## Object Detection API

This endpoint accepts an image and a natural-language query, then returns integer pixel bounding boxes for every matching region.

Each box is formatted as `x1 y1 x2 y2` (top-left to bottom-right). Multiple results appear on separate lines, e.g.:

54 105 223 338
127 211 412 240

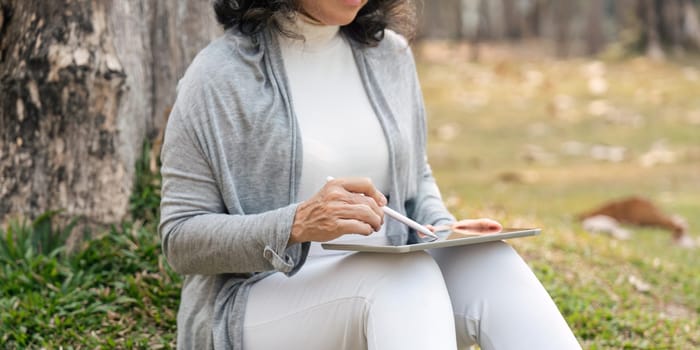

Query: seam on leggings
464 314 480 345
244 296 372 329
454 311 481 346
366 301 377 349
458 312 496 350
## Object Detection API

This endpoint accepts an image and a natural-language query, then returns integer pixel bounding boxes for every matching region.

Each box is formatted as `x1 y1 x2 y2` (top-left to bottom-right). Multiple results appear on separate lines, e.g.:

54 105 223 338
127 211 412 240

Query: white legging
243 242 581 350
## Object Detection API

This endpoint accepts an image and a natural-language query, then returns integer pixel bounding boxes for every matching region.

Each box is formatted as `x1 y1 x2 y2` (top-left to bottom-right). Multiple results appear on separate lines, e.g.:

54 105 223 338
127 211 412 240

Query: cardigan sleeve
404 40 456 228
158 101 309 276
411 157 456 228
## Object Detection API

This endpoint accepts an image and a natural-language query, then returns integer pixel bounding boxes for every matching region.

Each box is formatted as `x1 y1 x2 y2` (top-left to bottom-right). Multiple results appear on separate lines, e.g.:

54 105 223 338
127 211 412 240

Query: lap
242 241 570 350
243 251 454 350
245 241 527 328
245 251 441 322
429 240 534 288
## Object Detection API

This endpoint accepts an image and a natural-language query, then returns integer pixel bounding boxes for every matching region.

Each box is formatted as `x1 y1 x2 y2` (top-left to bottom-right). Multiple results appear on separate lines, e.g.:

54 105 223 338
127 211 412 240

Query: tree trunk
682 0 700 49
643 0 665 59
485 0 506 40
502 0 520 40
458 0 482 61
0 0 220 225
553 0 573 57
587 0 605 55
525 0 543 38
416 0 462 39
660 0 684 53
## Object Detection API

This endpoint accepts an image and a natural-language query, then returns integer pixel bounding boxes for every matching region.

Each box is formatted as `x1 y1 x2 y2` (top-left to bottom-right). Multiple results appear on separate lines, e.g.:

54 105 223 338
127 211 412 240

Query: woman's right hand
289 177 387 244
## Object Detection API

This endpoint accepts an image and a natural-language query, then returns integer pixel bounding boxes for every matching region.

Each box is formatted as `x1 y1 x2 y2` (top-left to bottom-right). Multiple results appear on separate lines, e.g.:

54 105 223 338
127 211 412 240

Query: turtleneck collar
276 12 342 51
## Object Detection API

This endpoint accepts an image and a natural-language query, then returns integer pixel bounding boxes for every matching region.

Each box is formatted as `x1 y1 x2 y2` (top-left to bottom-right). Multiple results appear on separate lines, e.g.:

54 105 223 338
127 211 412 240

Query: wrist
288 226 301 245
288 208 306 245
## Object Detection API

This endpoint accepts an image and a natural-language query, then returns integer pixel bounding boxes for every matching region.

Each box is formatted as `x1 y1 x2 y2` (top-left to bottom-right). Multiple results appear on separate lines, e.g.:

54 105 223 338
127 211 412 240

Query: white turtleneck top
278 16 391 200
277 16 391 255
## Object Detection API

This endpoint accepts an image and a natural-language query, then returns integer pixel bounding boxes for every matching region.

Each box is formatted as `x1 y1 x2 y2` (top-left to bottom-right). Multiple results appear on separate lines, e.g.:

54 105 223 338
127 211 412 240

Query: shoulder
178 31 261 91
355 29 417 83
378 29 410 51
353 29 419 90
360 29 413 62
174 31 265 116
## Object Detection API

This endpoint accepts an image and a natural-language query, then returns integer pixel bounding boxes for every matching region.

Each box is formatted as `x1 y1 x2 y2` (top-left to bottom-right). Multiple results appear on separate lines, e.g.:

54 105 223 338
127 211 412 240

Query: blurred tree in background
417 0 700 59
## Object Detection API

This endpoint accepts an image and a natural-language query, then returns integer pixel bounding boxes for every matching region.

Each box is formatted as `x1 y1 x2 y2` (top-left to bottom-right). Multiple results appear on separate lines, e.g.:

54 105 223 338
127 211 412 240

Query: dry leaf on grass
628 275 651 293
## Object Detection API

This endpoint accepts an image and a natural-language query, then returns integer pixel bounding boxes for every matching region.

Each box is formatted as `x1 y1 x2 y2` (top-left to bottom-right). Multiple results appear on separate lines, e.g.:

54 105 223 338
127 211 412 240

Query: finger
326 187 384 225
476 218 503 231
417 230 435 239
337 219 374 236
347 193 384 224
333 203 382 231
454 219 502 232
428 224 451 232
335 177 387 207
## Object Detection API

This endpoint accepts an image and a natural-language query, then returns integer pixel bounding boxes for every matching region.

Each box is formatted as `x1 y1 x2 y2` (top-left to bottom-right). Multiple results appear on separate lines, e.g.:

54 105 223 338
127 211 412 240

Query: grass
1 47 698 348
0 143 180 349
0 217 181 348
418 43 700 349
0 219 180 349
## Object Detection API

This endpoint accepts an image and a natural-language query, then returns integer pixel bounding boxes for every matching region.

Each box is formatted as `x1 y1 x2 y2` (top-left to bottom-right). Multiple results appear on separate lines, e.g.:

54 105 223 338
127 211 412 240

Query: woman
159 0 581 349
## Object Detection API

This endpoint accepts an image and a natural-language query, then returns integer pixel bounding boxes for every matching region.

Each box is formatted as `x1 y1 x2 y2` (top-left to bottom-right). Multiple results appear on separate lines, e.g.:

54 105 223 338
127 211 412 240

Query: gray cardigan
159 27 455 350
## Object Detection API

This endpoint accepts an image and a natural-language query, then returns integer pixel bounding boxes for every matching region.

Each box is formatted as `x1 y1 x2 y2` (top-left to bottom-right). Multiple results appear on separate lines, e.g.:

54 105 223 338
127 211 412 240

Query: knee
433 241 544 305
360 253 456 340
394 251 443 277
472 241 534 278
463 241 520 262
339 252 451 303
364 252 446 290
433 241 525 273
362 252 453 310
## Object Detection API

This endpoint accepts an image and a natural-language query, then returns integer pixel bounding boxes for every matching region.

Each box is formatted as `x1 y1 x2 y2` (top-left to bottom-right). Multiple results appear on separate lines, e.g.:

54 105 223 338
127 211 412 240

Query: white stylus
326 176 439 240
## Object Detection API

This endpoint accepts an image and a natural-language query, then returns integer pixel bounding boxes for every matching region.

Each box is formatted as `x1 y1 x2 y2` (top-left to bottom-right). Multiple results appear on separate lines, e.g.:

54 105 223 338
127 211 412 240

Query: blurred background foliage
416 0 700 59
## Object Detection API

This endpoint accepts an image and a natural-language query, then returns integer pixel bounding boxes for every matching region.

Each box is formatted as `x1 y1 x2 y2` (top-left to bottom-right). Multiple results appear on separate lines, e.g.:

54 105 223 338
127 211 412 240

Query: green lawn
1 48 698 349
419 45 700 349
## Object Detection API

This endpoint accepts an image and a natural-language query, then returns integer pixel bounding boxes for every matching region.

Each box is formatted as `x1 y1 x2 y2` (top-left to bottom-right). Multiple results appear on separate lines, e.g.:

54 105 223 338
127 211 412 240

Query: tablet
321 228 540 253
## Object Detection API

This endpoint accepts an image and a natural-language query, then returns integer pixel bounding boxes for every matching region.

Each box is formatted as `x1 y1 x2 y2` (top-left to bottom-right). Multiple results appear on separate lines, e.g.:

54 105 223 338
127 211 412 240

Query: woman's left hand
426 218 503 235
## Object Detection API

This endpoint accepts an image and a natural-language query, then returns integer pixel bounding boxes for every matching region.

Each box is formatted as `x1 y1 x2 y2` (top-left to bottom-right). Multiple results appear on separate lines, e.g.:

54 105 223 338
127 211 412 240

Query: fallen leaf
628 275 651 293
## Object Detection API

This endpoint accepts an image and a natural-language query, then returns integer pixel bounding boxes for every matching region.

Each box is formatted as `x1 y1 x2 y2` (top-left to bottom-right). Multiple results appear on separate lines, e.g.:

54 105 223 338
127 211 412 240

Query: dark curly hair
213 0 415 46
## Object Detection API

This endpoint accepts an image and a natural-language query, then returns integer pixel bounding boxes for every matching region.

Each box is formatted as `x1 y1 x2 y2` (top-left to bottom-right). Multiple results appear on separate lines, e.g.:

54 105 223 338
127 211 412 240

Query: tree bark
0 0 220 225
